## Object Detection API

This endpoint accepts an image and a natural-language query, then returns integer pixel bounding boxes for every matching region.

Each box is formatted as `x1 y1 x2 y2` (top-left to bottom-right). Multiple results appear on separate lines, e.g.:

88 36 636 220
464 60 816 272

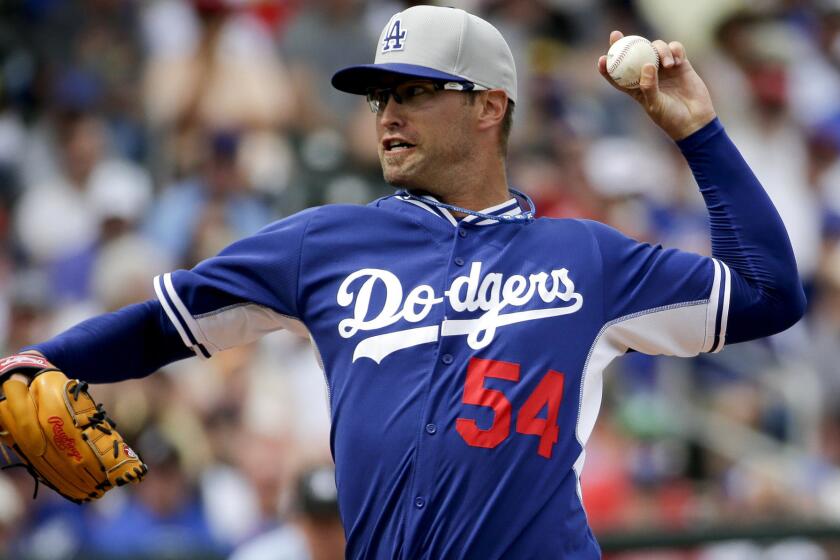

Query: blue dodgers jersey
154 193 730 559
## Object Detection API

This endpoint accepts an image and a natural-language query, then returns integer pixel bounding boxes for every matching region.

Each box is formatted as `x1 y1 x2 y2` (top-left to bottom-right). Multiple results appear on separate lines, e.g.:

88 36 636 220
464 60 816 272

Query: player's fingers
609 30 624 46
668 41 687 65
651 39 674 68
638 63 659 108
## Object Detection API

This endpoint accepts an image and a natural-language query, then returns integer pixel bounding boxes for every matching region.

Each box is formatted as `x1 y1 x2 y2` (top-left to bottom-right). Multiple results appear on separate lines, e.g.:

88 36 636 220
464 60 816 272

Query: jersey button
454 257 465 266
415 497 425 509
441 354 453 365
425 423 437 435
458 229 467 238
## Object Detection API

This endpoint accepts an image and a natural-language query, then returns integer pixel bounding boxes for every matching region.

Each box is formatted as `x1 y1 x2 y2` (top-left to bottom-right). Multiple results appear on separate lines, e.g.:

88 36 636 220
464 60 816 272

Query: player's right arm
14 207 318 383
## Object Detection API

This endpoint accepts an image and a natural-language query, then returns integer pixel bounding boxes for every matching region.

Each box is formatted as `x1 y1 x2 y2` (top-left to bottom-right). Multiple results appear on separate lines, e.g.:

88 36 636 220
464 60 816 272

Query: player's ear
476 90 507 132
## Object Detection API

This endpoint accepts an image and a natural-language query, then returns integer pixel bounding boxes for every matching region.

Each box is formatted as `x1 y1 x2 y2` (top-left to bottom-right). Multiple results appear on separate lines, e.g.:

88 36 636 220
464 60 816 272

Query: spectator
79 426 227 559
13 111 153 304
143 130 274 267
230 464 344 560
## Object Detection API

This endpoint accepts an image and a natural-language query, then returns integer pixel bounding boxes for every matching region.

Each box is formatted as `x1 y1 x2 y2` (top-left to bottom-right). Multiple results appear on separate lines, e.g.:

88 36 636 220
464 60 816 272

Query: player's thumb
638 63 659 110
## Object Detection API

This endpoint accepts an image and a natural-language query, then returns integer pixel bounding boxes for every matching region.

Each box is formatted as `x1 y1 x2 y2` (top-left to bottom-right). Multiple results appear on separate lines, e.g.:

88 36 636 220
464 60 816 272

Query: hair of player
464 91 515 157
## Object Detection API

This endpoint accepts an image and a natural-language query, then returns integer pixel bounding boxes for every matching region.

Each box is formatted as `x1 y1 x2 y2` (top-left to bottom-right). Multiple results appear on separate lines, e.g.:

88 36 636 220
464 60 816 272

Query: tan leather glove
0 354 148 503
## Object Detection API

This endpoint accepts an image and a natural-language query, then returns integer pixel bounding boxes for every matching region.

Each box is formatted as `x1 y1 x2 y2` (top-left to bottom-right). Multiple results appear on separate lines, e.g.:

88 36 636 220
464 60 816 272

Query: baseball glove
0 354 148 504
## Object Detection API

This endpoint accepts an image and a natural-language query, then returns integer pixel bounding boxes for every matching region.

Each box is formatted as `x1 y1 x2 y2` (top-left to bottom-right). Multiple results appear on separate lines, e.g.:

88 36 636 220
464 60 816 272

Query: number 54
456 357 565 459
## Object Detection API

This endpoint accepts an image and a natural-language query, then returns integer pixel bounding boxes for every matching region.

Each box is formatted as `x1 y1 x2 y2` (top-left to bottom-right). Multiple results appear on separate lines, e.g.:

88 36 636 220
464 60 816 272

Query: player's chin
382 166 413 187
381 157 418 186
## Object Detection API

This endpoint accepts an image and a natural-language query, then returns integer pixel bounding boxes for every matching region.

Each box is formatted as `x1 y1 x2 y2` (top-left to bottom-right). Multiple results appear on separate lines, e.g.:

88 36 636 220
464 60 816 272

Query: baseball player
0 5 805 559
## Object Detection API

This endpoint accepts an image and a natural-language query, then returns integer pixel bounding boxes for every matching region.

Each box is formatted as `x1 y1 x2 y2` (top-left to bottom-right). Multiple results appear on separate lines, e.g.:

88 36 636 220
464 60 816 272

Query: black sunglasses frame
365 80 482 113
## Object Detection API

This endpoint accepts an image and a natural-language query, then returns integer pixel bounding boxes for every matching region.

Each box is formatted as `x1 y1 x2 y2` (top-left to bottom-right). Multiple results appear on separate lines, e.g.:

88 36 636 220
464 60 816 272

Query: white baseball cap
331 5 517 104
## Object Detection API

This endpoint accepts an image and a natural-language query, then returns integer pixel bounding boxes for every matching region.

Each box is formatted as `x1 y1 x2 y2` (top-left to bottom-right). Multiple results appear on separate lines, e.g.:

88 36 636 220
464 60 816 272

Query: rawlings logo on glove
48 417 84 462
0 354 148 503
0 354 51 373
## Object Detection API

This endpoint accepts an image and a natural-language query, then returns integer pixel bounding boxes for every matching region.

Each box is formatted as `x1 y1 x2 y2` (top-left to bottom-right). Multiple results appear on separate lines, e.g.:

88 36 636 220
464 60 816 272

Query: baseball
606 35 660 89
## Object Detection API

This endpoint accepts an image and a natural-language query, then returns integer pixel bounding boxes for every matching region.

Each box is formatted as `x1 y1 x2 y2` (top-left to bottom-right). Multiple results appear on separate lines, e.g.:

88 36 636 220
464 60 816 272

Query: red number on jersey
455 357 520 449
456 358 566 459
515 370 565 459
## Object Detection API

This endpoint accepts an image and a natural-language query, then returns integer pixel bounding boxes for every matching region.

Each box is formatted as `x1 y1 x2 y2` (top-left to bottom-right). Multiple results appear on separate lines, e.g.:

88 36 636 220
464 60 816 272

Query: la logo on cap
382 17 406 52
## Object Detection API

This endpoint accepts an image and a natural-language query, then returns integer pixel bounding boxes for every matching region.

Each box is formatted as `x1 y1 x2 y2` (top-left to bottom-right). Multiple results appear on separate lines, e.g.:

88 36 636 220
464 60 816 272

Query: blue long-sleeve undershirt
30 119 805 382
676 118 806 343
27 300 193 383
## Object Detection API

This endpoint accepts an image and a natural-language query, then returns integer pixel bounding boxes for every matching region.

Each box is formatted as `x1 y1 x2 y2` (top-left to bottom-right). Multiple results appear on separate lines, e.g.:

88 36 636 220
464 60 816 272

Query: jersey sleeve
580 119 805 357
583 220 730 357
154 208 316 358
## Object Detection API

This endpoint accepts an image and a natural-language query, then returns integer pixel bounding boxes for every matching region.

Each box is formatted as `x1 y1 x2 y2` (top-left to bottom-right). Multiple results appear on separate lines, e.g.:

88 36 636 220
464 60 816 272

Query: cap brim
331 63 469 95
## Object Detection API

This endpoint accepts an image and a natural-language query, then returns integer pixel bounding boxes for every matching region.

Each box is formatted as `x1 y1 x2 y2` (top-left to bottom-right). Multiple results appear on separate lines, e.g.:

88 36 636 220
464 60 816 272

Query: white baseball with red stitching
606 35 659 89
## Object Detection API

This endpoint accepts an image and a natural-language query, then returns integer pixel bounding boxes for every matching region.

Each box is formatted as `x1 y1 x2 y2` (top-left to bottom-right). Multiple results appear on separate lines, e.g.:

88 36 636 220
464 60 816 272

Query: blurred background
0 0 838 558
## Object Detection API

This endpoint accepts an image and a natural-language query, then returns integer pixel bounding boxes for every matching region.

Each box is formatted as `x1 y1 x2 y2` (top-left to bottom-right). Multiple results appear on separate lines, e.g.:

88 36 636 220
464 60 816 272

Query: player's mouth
382 137 417 153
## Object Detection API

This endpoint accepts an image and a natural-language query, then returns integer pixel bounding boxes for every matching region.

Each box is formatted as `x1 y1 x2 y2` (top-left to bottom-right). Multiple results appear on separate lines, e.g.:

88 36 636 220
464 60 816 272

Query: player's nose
377 96 407 129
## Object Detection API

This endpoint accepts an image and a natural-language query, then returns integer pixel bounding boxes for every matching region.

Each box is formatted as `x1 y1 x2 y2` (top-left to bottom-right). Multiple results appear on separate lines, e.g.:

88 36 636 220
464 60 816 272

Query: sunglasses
366 80 488 113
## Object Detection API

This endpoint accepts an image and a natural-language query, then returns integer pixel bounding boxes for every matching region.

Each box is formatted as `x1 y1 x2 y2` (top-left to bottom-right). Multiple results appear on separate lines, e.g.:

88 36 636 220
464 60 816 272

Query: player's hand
0 354 148 503
598 31 717 141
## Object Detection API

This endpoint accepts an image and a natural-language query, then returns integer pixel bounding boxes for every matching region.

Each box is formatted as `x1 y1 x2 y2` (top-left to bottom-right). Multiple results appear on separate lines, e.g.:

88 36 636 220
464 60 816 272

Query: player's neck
434 160 511 216
440 190 511 217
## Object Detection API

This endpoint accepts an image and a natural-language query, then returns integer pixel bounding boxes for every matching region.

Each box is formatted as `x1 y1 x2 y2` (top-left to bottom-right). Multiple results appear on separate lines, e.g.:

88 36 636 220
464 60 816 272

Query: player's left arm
597 32 806 344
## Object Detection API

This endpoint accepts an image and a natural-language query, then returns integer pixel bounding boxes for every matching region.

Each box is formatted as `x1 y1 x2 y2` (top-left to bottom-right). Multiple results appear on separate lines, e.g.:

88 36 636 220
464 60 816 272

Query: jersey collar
396 191 529 227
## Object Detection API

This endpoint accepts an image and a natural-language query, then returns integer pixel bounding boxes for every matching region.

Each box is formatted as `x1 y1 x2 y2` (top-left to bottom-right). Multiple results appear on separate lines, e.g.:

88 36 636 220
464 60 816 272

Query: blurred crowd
0 0 839 558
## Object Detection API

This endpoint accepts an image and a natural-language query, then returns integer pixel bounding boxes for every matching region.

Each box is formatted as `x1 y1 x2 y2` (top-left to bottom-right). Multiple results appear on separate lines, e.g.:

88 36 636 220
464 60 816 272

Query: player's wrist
675 116 724 152
666 112 718 141
0 353 55 384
